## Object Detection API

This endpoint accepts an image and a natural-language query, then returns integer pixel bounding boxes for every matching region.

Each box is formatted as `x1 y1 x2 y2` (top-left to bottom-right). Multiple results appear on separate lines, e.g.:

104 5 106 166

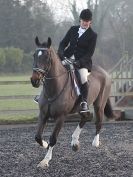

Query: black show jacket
58 25 97 71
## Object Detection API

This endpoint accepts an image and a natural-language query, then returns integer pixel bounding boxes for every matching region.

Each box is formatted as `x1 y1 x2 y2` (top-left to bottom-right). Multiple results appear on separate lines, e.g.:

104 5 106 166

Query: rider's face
80 19 91 29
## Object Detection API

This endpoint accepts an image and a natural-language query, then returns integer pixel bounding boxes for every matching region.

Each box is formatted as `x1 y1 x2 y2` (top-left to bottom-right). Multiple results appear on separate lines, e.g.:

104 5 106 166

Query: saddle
63 59 82 96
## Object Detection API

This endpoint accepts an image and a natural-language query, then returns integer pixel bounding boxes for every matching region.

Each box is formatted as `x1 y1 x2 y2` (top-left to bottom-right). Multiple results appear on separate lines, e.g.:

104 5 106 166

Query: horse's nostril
31 78 35 85
31 78 40 88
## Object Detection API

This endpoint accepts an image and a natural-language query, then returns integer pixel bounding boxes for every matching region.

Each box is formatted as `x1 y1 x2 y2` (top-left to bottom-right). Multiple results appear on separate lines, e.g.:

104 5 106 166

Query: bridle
32 47 75 103
33 47 52 76
32 47 72 81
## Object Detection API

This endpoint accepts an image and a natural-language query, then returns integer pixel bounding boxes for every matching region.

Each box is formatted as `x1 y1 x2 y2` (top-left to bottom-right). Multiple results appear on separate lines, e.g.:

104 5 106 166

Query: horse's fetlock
49 136 56 147
35 135 43 146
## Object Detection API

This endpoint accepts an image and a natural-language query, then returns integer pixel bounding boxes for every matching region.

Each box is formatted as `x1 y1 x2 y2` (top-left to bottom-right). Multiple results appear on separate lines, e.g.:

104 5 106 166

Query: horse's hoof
72 144 80 152
37 159 49 169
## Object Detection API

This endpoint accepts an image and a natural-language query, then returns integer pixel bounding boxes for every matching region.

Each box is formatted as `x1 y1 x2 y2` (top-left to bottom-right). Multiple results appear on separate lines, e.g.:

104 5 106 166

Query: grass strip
0 113 38 124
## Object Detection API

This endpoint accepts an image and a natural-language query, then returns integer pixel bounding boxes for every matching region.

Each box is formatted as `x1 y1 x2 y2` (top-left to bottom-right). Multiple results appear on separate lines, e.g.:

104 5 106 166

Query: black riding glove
62 57 72 65
73 60 81 68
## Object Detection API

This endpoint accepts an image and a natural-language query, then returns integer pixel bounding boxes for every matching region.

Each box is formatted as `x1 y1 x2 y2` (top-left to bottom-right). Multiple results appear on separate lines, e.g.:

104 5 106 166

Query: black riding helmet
79 9 92 21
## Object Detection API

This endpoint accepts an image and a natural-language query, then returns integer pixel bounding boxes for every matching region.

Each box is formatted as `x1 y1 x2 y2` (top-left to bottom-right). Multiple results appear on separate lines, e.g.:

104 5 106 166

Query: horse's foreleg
37 116 65 168
35 112 49 148
92 106 104 147
71 115 87 151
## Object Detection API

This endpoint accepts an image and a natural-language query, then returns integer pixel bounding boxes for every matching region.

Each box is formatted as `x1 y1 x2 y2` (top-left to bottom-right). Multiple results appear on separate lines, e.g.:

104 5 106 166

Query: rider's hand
62 57 71 65
61 57 67 65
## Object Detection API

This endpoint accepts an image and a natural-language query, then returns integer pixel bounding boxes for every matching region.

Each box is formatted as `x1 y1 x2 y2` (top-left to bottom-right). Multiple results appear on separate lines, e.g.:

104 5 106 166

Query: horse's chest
49 97 75 117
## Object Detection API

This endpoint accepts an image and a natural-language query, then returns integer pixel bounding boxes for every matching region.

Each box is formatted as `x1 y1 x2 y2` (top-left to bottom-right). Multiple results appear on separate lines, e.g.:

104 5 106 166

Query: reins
33 47 75 103
44 71 70 103
43 69 72 80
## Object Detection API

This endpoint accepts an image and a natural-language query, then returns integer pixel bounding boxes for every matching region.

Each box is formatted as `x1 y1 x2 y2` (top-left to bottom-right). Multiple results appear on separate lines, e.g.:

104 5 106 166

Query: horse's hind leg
92 101 104 147
71 114 87 151
35 111 49 148
37 115 65 168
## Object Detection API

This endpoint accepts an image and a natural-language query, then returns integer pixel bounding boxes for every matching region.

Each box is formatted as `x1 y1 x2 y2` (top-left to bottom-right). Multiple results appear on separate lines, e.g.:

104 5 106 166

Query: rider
58 9 97 113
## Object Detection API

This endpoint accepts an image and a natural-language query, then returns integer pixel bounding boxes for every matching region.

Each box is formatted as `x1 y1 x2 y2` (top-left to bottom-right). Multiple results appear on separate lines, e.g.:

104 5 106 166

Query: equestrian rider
58 9 97 113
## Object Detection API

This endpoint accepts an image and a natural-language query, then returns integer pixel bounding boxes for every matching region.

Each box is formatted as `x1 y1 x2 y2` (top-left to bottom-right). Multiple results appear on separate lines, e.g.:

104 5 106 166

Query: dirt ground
0 122 133 177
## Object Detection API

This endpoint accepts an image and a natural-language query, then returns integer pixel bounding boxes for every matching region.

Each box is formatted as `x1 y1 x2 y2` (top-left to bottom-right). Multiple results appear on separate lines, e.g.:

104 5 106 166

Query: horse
30 36 114 168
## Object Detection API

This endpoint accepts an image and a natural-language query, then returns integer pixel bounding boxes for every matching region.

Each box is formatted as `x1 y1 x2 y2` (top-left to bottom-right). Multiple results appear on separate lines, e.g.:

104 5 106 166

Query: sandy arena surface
0 122 133 177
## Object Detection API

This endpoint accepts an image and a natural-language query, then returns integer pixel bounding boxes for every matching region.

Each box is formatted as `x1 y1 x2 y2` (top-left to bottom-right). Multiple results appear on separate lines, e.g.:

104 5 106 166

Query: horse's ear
47 37 52 48
35 36 40 46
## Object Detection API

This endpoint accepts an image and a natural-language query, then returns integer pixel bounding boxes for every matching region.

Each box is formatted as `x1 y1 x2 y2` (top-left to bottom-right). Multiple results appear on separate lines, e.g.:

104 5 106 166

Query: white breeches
78 68 90 84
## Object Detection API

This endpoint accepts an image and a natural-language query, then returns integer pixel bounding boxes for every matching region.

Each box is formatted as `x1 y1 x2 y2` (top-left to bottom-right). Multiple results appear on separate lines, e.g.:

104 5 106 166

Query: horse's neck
44 48 68 97
49 47 66 77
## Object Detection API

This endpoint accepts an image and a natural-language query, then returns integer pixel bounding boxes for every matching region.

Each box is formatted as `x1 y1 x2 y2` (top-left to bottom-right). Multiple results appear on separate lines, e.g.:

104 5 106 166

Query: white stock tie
78 27 86 38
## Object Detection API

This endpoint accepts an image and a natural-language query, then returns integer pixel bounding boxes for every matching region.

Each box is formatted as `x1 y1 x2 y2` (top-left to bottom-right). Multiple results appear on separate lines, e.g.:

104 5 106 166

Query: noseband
33 48 51 75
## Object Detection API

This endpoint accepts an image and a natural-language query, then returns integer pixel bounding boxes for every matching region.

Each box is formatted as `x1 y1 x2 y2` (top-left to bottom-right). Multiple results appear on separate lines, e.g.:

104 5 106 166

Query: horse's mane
50 47 60 62
50 47 66 71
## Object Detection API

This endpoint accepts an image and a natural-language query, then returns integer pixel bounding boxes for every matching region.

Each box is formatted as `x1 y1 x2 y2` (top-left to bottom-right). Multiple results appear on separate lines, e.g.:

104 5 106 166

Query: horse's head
31 36 52 88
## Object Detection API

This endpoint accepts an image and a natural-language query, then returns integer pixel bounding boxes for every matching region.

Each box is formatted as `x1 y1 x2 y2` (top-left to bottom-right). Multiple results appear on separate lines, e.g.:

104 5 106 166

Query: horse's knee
95 106 104 121
35 135 43 146
96 106 104 114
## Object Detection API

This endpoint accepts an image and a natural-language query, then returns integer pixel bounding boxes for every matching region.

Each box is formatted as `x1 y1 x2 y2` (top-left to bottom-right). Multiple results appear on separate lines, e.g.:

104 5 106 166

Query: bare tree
108 0 133 56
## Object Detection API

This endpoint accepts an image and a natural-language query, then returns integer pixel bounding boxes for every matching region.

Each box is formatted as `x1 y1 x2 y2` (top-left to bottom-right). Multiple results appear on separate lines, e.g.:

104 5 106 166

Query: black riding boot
80 82 89 113
34 95 40 103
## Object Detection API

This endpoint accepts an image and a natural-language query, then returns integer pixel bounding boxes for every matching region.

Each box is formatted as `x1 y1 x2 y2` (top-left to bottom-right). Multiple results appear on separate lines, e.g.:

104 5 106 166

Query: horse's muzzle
30 77 40 88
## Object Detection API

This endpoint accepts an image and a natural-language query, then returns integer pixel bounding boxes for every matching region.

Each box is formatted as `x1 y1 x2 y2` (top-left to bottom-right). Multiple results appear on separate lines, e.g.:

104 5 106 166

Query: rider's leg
78 68 90 113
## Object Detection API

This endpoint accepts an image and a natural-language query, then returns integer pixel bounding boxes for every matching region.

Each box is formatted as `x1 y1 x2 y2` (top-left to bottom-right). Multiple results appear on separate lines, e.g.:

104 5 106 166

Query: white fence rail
109 52 133 106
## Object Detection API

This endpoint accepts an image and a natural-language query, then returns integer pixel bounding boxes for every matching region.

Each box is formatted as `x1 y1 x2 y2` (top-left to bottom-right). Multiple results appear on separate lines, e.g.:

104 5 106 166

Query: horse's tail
104 98 114 119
